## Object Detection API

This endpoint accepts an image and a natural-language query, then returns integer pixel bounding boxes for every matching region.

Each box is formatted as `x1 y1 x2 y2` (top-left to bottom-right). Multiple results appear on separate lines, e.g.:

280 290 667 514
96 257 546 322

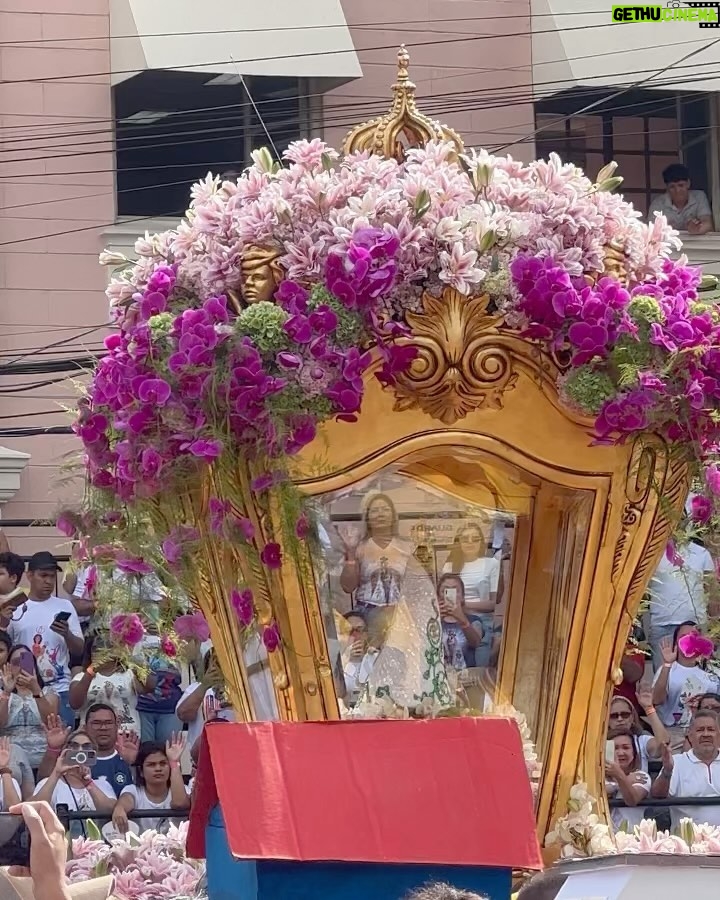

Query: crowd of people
606 499 720 829
0 543 234 838
0 481 716 843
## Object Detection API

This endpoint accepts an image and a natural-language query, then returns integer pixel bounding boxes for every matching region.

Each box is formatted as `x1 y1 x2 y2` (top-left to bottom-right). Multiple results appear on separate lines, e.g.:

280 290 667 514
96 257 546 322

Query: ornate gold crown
343 45 464 161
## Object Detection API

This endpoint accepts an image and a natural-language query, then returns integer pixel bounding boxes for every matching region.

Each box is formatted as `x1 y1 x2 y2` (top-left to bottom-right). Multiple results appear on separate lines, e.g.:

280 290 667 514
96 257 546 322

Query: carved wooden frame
267 287 688 842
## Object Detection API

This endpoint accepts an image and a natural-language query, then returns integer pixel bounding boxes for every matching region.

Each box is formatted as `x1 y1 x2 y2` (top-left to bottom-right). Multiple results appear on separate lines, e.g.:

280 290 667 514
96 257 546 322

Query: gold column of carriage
197 49 689 845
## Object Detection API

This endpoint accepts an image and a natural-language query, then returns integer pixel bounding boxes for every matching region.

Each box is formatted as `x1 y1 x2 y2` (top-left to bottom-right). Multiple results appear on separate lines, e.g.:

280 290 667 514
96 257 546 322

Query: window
534 90 710 217
114 71 308 218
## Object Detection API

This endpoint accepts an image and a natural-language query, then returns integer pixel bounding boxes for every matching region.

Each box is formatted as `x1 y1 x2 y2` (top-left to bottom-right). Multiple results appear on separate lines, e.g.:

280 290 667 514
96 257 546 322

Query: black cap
27 551 61 572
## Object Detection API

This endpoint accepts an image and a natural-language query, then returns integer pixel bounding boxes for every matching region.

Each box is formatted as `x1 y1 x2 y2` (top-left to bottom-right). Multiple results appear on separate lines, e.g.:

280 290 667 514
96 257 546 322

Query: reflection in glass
311 463 515 717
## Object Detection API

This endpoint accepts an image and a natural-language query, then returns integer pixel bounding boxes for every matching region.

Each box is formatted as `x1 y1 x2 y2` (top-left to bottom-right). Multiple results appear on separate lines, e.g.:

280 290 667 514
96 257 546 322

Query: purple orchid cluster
77 226 409 654
80 228 402 506
511 252 720 524
510 255 633 365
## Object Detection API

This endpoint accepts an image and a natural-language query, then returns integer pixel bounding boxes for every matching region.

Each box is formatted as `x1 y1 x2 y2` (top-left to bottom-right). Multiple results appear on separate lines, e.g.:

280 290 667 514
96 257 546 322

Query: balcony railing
675 233 720 277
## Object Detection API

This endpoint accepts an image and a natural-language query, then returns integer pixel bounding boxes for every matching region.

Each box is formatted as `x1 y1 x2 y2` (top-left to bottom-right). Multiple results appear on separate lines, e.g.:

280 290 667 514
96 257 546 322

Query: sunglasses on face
609 711 632 720
68 742 93 750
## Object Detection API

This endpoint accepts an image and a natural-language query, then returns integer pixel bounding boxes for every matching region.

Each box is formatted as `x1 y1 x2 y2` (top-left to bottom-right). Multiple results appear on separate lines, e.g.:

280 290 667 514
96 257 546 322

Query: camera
62 748 97 767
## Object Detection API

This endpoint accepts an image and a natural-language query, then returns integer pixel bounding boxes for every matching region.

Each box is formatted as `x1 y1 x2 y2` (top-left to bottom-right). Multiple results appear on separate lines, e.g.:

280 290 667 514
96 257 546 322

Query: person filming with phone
6 553 83 728
32 730 115 834
0 645 58 769
437 574 482 673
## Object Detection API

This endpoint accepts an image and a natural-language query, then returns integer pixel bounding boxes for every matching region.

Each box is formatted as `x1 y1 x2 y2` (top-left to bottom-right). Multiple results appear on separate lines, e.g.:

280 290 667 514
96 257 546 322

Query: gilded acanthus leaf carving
391 287 518 425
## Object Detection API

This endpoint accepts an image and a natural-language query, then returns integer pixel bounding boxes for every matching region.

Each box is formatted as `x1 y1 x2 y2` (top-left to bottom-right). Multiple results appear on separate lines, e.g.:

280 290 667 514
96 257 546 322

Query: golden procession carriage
82 47 705 854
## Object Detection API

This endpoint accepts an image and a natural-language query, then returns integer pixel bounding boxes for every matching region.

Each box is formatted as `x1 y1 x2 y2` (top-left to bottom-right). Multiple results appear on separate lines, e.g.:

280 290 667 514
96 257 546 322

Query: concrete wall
0 0 115 556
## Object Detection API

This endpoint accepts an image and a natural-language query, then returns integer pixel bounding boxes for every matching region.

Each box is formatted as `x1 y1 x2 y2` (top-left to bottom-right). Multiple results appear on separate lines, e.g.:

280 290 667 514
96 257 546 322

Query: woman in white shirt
606 694 669 773
442 522 501 667
33 730 116 836
111 733 190 834
339 494 413 618
176 651 234 752
652 621 720 749
68 632 151 733
605 731 651 831
0 644 59 768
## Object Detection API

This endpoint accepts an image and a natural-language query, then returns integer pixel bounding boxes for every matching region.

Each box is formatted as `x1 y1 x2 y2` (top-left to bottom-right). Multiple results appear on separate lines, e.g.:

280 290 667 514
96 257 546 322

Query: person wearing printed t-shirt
176 650 234 753
647 515 715 669
6 553 83 728
136 634 183 744
652 622 720 750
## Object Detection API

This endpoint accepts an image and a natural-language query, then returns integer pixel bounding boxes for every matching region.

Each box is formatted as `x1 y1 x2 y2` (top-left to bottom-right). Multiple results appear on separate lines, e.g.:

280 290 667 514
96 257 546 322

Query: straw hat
0 871 115 900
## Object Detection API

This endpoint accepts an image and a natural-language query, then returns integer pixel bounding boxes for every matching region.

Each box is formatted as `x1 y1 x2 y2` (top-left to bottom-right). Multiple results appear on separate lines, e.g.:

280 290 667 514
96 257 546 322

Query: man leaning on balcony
649 163 714 234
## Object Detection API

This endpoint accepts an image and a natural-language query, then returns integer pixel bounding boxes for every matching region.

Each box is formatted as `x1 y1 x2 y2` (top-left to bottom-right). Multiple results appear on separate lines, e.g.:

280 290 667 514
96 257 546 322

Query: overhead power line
0 9 615 50
0 20 675 87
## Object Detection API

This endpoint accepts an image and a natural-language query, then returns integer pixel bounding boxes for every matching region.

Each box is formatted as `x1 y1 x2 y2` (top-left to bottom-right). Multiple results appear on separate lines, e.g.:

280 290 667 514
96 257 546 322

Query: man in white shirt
652 710 720 827
648 163 713 234
8 551 84 727
647 539 715 668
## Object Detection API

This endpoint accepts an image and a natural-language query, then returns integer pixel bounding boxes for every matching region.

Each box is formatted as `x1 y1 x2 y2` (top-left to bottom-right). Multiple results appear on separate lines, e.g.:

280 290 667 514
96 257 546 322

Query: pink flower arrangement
74 137 713 664
66 821 204 900
109 613 145 648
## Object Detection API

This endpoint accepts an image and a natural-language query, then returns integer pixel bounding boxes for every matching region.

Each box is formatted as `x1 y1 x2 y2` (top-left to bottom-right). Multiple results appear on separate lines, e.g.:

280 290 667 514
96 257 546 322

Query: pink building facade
0 0 714 560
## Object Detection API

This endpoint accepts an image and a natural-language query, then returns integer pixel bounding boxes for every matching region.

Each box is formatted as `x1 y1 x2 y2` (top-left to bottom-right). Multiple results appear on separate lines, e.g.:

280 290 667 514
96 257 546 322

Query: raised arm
652 638 676 706
636 687 670 755
166 733 191 810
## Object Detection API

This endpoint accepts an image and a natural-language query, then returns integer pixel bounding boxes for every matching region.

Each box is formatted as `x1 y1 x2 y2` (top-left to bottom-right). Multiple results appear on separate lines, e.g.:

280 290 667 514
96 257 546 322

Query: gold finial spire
342 45 464 161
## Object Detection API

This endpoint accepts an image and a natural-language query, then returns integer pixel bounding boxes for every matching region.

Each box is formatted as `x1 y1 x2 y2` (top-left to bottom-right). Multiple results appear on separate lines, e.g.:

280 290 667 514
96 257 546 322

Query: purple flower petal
260 542 282 569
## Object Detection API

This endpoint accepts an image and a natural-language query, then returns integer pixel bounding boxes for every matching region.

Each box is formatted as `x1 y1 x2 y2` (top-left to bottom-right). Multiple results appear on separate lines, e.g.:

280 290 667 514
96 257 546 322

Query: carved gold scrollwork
390 288 518 424
611 439 659 581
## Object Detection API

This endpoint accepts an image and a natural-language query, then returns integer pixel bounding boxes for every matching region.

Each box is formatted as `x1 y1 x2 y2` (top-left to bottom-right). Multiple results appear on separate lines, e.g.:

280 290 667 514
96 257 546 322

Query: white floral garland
546 782 720 857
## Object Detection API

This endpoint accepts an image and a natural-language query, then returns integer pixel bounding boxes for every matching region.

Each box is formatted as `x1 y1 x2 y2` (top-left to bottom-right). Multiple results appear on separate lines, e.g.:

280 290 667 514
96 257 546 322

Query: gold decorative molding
342 45 464 160
390 288 518 424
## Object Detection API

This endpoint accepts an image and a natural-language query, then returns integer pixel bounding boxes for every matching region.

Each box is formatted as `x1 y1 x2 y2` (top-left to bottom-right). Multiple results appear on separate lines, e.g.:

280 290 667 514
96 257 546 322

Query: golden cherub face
603 246 628 285
240 247 282 304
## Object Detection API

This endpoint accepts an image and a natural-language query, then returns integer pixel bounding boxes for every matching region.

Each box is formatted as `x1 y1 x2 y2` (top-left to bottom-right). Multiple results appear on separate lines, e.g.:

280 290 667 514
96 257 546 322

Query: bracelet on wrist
0 768 13 777
644 705 656 715
169 761 180 769
663 663 673 669
48 747 62 755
